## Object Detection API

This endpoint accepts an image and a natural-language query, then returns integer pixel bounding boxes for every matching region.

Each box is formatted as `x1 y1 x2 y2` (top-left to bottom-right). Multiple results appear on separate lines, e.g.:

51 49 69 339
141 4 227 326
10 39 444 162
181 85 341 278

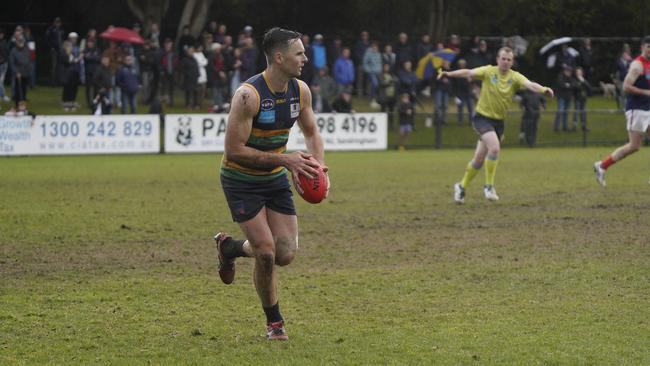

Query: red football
297 165 329 204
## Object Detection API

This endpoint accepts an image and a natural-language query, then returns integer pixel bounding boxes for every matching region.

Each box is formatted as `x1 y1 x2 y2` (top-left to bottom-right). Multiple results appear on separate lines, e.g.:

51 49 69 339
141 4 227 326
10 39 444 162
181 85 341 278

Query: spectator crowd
0 16 626 142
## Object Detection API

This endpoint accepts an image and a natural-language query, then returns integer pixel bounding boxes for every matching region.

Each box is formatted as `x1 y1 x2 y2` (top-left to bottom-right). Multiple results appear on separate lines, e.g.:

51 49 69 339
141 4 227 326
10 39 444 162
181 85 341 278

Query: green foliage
1 149 649 364
446 0 649 37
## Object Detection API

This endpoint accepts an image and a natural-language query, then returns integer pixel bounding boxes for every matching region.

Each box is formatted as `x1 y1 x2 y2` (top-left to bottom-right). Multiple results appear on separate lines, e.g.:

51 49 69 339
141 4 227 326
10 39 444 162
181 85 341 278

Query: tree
125 0 213 40
427 0 451 43
175 0 215 43
126 0 171 33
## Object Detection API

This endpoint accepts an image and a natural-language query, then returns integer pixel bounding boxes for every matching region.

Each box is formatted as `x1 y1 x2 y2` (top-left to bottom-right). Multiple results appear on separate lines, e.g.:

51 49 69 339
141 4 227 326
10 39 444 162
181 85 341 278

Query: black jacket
0 39 8 64
10 46 32 77
573 78 592 101
180 56 199 90
555 73 574 100
93 65 113 90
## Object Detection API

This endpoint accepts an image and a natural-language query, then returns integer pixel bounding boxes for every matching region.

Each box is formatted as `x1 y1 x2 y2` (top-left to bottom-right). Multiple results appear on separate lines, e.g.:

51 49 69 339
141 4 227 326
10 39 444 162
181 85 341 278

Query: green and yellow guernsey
221 71 303 182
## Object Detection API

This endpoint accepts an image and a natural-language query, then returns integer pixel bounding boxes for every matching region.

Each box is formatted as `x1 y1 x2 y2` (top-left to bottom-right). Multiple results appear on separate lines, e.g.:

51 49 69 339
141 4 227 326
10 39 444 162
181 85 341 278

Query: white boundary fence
0 112 388 156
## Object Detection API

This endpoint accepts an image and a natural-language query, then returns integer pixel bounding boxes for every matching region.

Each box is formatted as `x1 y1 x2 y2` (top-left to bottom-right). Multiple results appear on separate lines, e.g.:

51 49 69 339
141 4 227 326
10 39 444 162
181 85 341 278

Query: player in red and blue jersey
595 36 650 186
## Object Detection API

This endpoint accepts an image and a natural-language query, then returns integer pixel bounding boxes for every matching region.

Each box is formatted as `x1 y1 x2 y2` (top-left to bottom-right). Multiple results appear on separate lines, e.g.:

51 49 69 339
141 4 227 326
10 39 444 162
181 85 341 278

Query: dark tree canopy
2 0 648 83
3 0 649 41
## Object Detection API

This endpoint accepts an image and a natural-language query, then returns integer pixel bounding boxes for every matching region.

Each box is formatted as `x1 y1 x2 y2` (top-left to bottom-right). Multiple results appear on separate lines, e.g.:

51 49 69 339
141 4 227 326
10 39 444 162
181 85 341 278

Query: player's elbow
622 84 634 94
301 125 317 139
302 128 322 146
224 145 245 162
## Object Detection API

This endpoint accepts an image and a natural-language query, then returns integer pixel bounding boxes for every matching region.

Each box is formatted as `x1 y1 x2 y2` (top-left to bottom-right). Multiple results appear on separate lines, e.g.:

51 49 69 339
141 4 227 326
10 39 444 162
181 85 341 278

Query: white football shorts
625 109 650 133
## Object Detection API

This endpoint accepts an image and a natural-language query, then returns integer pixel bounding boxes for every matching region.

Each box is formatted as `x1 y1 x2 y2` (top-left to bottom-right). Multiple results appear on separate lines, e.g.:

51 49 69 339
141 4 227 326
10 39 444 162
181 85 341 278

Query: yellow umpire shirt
473 65 529 121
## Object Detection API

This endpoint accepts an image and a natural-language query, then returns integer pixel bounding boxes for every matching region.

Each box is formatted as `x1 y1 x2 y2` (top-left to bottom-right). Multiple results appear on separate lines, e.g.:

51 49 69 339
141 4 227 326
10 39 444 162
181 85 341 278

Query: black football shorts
472 113 505 141
220 173 296 223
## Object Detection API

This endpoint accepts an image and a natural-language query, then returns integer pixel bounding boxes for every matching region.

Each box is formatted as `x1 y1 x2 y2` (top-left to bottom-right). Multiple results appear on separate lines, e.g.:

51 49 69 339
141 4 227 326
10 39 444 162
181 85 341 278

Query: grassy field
1 148 649 365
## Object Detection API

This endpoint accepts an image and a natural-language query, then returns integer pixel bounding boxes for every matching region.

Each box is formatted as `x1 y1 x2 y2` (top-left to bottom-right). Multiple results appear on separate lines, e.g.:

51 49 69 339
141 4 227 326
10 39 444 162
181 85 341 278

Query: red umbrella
99 27 144 45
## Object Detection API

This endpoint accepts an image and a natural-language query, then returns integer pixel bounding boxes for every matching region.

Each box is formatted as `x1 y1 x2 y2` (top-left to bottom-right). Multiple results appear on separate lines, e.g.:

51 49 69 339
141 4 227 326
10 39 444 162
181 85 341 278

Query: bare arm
438 68 475 80
623 60 650 97
224 84 320 178
224 85 281 168
523 80 555 98
296 80 329 195
297 80 326 170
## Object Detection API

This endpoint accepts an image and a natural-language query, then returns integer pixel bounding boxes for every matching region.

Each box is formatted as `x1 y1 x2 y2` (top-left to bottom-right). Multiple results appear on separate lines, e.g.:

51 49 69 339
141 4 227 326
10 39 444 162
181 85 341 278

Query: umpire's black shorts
472 113 505 141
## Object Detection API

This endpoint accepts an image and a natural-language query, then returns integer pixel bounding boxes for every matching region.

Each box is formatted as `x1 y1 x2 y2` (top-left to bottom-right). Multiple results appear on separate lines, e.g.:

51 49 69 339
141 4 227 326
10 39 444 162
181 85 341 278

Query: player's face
281 39 308 78
496 51 513 72
641 43 650 59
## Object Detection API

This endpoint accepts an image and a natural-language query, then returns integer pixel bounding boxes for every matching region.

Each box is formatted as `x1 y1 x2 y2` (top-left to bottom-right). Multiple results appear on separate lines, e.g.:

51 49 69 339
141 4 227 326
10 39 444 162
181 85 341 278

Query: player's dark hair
642 36 650 45
262 27 302 59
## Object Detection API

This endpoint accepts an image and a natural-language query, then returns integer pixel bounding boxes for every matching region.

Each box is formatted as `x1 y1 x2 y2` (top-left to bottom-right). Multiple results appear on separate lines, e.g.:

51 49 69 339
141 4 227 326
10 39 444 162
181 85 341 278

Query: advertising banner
164 114 228 153
164 113 387 153
0 115 160 156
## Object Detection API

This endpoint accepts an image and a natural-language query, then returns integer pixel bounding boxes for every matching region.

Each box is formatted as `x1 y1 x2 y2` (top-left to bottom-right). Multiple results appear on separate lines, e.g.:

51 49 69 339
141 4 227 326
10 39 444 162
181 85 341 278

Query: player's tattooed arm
241 90 249 106
224 85 287 170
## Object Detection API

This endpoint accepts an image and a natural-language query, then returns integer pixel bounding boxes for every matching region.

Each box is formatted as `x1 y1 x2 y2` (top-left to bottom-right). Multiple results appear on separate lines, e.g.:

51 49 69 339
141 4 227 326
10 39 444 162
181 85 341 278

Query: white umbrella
546 54 557 69
508 35 529 56
545 46 581 69
566 47 580 57
539 37 572 55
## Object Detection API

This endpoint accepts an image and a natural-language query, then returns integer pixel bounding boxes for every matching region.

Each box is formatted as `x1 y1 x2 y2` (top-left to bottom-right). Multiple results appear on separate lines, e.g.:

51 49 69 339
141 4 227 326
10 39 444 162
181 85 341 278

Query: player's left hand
291 173 304 195
544 87 555 98
324 171 330 199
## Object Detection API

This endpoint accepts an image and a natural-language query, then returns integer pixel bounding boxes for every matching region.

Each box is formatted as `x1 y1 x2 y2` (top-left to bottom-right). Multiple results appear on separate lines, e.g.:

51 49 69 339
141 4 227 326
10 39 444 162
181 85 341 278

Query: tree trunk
175 0 214 44
430 0 449 44
126 0 170 34
190 0 213 38
427 1 435 40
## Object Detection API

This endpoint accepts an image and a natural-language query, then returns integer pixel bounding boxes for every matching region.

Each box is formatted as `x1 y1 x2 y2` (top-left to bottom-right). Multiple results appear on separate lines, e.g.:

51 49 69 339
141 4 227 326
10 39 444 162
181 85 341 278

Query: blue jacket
312 42 327 70
362 49 382 74
116 65 139 94
333 57 354 85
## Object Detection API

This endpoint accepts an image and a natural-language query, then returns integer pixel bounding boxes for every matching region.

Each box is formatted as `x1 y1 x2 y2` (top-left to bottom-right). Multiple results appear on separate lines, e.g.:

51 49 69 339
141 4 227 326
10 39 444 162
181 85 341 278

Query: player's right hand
284 151 320 179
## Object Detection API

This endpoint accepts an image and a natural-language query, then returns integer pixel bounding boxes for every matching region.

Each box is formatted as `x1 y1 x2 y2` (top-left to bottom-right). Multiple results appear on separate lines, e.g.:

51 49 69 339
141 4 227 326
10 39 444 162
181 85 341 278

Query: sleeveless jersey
221 71 302 182
625 55 650 111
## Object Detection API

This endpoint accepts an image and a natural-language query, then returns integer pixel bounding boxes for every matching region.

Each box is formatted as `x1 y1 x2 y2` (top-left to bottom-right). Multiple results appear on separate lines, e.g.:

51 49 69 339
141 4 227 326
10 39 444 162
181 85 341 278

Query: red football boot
266 321 288 341
214 232 235 284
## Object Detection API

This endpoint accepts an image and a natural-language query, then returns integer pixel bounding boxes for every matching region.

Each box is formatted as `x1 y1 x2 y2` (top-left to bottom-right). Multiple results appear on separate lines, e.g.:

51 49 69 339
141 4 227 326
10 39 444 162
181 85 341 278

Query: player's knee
488 146 500 156
628 144 640 154
275 236 297 266
275 252 295 266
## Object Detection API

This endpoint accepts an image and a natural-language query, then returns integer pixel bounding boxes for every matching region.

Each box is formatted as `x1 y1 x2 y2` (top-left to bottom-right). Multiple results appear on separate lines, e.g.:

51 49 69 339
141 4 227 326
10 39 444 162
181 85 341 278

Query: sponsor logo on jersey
261 99 275 110
290 103 300 118
258 110 276 124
